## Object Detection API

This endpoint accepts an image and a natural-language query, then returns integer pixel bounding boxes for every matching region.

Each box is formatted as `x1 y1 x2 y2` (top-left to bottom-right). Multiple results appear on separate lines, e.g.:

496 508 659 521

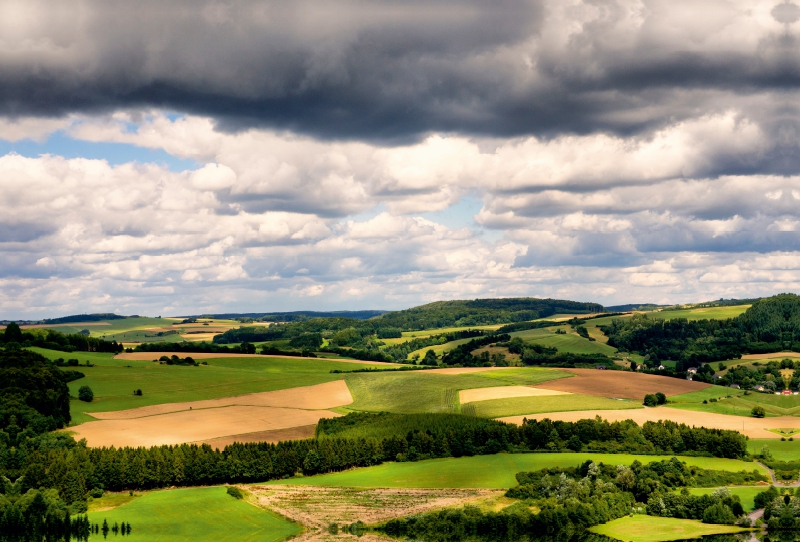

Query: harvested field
742 352 800 359
498 406 800 439
114 352 401 365
199 425 317 448
249 485 501 542
425 366 522 375
89 380 352 419
459 385 569 404
70 405 339 447
536 368 708 400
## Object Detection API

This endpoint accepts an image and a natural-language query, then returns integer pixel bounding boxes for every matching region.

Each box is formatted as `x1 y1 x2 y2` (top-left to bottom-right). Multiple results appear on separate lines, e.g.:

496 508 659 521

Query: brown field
199 425 318 449
498 406 800 439
536 368 709 400
89 380 353 420
248 485 501 542
113 351 402 365
742 352 800 359
69 405 339 447
425 366 522 375
459 385 569 404
179 333 221 341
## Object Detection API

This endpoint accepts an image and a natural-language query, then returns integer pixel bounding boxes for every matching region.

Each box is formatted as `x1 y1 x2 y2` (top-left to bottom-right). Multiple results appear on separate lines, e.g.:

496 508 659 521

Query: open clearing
459 385 569 403
467 394 641 418
499 406 800 439
87 486 300 542
71 404 339 447
269 453 766 489
589 515 748 542
536 368 709 399
249 485 499 542
89 380 352 419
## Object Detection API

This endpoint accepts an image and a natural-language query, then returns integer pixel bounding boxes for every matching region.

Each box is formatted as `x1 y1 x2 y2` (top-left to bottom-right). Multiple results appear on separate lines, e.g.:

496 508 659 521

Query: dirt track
498 406 799 439
536 368 709 400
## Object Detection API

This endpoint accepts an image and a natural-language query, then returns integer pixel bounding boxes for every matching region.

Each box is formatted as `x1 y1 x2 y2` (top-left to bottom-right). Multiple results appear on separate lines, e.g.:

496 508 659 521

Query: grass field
683 486 766 512
87 487 300 542
57 352 379 425
467 394 641 418
269 453 767 489
669 387 744 404
668 389 800 418
521 332 619 356
590 515 748 542
407 337 474 359
648 305 750 321
343 368 568 414
748 438 800 460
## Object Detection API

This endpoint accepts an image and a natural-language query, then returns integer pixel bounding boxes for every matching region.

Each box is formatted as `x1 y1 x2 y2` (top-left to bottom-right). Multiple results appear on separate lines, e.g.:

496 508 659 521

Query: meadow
589 515 749 542
668 389 800 418
648 305 751 321
269 453 767 489
748 438 800 460
683 486 766 512
87 487 301 542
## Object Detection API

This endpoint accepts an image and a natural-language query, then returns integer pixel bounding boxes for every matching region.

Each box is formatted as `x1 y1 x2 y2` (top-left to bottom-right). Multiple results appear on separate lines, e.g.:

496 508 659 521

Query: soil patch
89 380 352 419
425 367 522 375
498 406 800 439
248 485 501 542
536 368 708 400
460 386 570 404
199 425 318 448
70 406 339 447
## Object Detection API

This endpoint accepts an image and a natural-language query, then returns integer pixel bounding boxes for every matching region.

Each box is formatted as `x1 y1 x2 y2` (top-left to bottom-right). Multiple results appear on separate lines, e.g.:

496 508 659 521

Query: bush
643 394 658 407
226 486 244 499
752 406 766 418
89 487 104 498
78 386 94 402
703 503 736 524
655 392 667 405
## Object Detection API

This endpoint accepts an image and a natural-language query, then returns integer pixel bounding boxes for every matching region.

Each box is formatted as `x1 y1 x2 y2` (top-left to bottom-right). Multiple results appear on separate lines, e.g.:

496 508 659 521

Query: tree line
1 323 122 354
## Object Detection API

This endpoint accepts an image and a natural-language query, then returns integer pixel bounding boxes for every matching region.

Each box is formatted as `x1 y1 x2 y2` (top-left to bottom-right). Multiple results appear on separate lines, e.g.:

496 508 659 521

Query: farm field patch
71 403 339 447
65 356 379 425
467 394 641 418
499 406 800 439
668 391 800 418
589 514 748 542
535 368 709 399
459 385 569 403
646 305 751 321
200 425 318 448
269 453 766 489
249 485 498 540
343 368 568 414
87 486 301 542
521 332 618 356
683 486 766 512
747 438 800 460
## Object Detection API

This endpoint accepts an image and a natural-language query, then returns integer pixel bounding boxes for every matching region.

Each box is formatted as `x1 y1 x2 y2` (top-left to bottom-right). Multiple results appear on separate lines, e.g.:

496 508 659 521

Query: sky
3 0 800 318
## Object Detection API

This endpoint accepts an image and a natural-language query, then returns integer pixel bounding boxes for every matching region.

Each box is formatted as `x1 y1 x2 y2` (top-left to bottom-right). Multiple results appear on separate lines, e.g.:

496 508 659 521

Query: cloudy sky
3 0 800 318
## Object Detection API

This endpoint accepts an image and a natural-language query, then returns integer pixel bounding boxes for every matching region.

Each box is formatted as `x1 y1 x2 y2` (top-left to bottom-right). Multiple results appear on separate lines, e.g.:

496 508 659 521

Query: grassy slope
52 350 379 425
87 487 300 542
343 368 569 414
520 332 619 356
590 515 748 542
468 395 641 418
668 388 800 418
270 454 767 489
647 305 750 321
683 487 766 512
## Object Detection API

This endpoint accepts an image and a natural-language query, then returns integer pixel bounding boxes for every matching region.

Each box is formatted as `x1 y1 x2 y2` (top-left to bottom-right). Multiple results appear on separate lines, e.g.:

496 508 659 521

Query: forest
603 294 800 365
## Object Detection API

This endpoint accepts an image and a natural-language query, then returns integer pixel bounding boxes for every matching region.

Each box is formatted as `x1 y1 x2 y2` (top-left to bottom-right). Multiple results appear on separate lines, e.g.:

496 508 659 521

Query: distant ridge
605 303 666 312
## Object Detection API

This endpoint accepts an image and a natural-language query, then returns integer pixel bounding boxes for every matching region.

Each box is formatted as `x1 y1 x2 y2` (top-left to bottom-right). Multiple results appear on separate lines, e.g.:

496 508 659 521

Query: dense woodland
603 294 800 365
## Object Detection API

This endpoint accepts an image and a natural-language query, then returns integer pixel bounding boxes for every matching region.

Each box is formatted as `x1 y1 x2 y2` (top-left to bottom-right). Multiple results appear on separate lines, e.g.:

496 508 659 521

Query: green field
269 453 768 489
87 487 300 542
668 389 800 418
683 486 766 512
521 331 619 356
748 439 800 460
669 387 744 404
54 352 380 425
590 514 748 542
343 368 569 415
407 337 474 359
648 305 750 321
468 394 641 418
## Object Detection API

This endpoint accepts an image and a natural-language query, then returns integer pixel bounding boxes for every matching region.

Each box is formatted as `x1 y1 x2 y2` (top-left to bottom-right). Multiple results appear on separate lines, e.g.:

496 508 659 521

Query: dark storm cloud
3 0 800 142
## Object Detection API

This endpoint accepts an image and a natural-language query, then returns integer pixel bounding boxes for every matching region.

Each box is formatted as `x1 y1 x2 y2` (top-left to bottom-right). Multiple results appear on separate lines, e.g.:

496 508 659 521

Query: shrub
643 394 658 407
703 503 736 524
78 386 94 402
655 392 667 405
226 486 244 499
752 406 766 418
